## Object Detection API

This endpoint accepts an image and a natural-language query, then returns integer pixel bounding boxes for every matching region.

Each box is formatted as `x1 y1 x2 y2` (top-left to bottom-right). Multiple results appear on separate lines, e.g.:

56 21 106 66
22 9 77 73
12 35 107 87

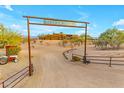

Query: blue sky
0 5 124 37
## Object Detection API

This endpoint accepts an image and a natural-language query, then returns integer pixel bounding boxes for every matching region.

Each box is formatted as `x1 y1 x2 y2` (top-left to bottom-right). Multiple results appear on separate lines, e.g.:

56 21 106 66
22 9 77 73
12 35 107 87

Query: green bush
0 44 4 48
72 56 81 62
7 46 21 56
97 28 124 49
0 24 22 48
0 40 7 48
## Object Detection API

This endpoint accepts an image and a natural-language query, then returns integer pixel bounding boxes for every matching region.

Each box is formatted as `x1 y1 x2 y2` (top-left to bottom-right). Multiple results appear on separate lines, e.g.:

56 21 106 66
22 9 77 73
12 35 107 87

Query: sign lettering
43 20 76 26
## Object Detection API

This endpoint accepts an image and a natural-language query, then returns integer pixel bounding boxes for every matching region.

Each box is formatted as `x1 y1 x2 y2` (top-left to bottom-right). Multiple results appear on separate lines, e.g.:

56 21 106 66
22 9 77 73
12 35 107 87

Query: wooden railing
63 48 77 60
0 66 29 88
72 54 124 67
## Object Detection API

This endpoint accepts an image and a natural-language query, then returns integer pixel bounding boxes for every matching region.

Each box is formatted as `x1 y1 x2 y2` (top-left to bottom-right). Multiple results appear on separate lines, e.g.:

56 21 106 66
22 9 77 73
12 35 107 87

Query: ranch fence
0 66 31 88
63 49 124 67
72 54 124 67
63 48 77 60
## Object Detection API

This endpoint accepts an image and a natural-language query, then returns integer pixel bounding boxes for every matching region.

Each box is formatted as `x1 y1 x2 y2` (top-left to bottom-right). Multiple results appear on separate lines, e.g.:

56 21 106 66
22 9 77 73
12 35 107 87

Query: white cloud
11 24 21 29
43 28 54 32
75 23 97 35
113 19 124 26
22 29 27 32
76 10 89 20
89 23 97 30
4 5 13 11
75 30 85 35
93 24 97 28
0 12 11 18
118 28 124 31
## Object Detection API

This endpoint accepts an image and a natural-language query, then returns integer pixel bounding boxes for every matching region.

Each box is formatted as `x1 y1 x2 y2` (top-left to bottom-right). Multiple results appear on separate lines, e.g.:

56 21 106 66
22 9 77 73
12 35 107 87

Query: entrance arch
23 16 89 76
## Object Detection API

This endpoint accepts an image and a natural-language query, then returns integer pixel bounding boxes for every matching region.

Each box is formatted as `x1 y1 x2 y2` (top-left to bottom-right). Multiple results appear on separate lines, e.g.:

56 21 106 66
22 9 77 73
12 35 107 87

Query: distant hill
38 33 79 40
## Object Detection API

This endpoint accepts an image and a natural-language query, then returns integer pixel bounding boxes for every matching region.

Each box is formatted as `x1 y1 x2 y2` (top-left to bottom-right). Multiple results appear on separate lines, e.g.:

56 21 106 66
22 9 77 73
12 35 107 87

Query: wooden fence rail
0 66 29 88
72 54 124 67
63 48 77 60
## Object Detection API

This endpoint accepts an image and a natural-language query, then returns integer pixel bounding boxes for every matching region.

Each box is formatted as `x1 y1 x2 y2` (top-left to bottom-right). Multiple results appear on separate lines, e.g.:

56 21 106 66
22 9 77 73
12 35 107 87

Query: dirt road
15 43 124 88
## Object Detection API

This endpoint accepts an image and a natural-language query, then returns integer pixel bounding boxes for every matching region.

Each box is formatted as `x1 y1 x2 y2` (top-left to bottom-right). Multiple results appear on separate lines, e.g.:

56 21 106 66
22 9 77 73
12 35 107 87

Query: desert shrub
7 46 21 56
72 56 81 62
0 24 22 46
96 28 124 49
80 34 93 41
0 44 4 48
0 23 22 54
0 41 6 48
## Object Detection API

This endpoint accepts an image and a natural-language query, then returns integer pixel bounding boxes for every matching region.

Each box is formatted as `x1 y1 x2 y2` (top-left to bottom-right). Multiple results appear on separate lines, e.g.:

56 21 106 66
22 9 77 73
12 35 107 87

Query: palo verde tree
80 34 93 40
0 24 7 48
97 28 124 49
0 23 22 54
79 34 93 45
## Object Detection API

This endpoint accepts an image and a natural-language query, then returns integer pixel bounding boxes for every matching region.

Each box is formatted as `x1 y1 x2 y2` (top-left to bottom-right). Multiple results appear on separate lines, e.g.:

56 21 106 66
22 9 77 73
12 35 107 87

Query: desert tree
0 23 22 54
96 28 124 49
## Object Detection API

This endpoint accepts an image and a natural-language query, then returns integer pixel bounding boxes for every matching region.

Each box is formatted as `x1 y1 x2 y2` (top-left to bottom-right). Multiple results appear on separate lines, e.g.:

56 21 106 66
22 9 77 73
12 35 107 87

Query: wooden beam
29 22 86 28
23 16 89 24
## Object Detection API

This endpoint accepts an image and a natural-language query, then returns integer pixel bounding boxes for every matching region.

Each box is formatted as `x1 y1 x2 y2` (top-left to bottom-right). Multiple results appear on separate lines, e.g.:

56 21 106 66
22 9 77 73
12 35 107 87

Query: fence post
2 82 4 88
109 57 112 67
72 53 73 60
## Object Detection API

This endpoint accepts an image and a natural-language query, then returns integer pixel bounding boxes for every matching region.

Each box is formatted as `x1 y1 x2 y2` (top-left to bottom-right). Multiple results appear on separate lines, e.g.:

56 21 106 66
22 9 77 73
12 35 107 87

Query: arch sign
23 16 89 76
